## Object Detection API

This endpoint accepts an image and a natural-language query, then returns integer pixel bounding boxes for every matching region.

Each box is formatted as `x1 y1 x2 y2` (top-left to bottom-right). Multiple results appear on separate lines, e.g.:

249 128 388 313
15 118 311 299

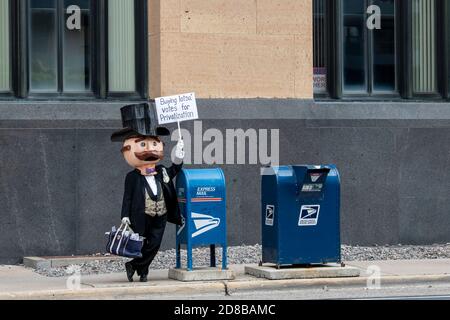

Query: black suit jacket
121 163 183 235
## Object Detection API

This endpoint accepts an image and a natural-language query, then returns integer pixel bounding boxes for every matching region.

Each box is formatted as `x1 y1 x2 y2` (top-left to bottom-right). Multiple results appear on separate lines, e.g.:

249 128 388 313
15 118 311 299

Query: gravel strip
342 244 450 261
30 244 450 278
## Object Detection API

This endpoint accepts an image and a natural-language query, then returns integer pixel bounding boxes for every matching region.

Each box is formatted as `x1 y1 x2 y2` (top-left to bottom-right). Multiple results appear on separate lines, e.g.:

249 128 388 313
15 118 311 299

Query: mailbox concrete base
169 268 235 282
245 264 360 280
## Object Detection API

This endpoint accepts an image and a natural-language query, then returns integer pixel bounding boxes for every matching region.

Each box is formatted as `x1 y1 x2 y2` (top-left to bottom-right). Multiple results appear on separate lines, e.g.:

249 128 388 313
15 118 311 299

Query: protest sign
156 92 198 124
155 92 198 140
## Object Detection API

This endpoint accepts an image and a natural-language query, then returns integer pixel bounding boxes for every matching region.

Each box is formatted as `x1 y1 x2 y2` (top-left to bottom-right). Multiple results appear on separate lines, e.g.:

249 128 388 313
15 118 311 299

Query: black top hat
111 102 170 142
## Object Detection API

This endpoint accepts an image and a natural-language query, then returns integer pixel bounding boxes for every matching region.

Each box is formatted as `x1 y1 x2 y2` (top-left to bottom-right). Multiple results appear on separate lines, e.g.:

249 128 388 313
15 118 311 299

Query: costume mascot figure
111 102 184 282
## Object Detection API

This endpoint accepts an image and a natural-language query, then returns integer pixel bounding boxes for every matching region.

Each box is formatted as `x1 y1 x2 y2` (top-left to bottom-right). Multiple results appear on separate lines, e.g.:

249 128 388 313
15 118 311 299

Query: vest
144 179 167 217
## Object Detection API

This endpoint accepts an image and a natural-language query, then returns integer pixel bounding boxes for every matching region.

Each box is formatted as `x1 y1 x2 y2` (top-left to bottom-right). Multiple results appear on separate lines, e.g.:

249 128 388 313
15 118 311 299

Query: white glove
122 217 131 225
175 139 185 160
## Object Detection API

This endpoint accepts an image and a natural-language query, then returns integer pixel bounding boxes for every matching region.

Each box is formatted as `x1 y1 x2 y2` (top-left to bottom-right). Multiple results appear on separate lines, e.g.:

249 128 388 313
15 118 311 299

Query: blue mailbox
261 165 341 268
176 168 227 271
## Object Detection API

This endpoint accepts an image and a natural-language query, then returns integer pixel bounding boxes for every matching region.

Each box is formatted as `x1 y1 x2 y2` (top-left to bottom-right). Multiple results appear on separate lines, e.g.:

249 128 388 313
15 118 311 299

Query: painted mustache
135 151 164 162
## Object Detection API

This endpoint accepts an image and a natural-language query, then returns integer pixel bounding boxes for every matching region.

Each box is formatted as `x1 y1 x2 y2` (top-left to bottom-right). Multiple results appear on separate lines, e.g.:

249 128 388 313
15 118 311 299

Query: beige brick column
149 0 313 99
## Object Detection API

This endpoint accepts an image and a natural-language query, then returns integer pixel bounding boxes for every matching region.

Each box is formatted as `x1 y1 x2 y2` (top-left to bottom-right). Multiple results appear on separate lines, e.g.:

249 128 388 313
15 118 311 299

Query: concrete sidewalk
1 259 450 299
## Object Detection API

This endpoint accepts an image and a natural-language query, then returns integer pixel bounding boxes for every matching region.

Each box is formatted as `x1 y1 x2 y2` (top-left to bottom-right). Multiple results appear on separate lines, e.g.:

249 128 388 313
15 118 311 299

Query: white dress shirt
145 175 158 195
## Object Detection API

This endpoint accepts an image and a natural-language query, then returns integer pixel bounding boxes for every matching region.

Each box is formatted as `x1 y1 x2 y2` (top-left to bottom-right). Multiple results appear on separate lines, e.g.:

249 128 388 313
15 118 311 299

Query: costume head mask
111 103 170 175
121 136 165 174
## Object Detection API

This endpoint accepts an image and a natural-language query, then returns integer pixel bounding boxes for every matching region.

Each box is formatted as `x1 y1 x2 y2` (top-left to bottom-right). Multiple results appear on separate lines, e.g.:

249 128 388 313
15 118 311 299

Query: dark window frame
2 0 148 100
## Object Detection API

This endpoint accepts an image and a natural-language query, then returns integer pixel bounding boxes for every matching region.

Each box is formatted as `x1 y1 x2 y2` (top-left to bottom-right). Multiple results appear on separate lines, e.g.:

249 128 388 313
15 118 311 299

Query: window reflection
343 0 366 92
342 0 397 94
29 0 58 92
373 0 396 92
63 0 91 92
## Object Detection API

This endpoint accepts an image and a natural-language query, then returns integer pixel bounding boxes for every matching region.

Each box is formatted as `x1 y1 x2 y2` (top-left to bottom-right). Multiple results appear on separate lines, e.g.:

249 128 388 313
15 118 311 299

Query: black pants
130 214 167 276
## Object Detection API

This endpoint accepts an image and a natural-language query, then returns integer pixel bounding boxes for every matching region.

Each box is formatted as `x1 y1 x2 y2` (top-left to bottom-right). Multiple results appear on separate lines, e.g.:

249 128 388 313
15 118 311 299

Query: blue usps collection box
176 168 227 271
261 165 341 267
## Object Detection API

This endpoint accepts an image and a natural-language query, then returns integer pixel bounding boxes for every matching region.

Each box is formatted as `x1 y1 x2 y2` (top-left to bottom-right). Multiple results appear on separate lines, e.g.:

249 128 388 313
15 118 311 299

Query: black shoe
140 274 148 283
125 262 135 282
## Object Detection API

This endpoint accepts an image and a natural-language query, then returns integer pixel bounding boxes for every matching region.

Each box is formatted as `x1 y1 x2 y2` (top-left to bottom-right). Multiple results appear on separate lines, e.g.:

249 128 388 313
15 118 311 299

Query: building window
108 0 136 93
313 0 448 100
342 0 396 95
29 0 58 92
411 0 437 95
342 0 366 92
0 0 10 92
313 0 327 95
28 0 92 93
1 0 148 99
372 0 396 93
63 0 92 92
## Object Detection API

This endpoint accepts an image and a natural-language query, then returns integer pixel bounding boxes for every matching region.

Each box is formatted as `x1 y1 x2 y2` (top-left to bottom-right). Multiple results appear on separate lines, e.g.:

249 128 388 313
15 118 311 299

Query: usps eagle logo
298 205 321 226
191 213 221 238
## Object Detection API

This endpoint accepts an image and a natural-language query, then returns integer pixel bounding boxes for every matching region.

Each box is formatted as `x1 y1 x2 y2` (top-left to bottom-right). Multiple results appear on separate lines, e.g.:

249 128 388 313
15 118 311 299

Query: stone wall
149 0 313 99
